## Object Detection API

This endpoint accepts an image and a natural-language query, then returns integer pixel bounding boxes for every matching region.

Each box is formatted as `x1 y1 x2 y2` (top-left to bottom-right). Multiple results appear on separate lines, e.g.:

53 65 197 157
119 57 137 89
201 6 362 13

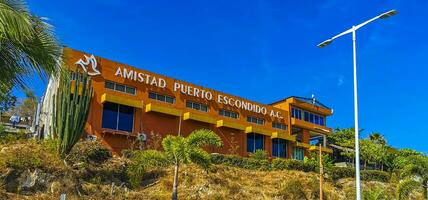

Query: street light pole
317 10 397 200
351 27 362 200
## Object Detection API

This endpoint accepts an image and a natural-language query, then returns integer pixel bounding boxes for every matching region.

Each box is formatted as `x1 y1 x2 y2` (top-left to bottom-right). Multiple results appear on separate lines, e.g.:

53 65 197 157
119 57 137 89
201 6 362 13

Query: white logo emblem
75 55 100 76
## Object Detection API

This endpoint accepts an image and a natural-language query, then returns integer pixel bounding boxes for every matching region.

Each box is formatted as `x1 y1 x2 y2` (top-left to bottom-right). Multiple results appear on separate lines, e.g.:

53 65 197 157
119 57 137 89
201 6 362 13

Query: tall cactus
52 70 93 157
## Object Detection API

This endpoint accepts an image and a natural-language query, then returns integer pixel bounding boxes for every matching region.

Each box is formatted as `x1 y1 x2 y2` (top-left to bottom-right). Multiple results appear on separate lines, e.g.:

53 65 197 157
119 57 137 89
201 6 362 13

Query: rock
17 169 55 194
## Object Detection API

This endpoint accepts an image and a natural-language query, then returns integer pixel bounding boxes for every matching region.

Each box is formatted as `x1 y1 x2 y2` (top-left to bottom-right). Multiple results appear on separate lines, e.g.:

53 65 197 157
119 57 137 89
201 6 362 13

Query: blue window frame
247 116 265 125
291 107 302 120
247 133 264 153
320 117 325 126
272 138 288 158
102 102 134 132
293 147 304 160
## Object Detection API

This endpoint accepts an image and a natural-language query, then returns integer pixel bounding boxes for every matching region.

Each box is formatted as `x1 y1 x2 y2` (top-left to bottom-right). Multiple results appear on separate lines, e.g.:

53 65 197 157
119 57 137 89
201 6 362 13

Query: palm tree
127 129 223 200
0 0 61 91
397 155 428 199
369 132 387 145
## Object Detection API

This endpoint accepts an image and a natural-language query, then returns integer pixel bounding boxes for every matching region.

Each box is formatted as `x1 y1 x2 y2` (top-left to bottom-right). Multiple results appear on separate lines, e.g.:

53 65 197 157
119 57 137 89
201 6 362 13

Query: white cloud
337 75 344 86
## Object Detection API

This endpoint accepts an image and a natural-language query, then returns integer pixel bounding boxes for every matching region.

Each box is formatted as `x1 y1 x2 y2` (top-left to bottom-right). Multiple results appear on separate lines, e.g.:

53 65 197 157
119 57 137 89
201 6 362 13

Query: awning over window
245 126 272 136
295 141 311 149
216 120 245 131
271 132 296 142
309 145 333 154
101 93 143 108
183 112 216 124
145 103 182 116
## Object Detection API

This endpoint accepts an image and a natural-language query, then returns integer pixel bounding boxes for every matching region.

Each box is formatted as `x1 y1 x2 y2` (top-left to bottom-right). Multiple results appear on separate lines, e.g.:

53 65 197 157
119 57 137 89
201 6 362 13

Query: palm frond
0 0 61 90
186 129 223 148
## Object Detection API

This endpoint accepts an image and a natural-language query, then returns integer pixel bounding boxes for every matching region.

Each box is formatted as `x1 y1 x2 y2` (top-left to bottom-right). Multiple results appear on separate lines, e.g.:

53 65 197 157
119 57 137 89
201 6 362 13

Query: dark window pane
126 86 136 94
304 112 309 121
320 117 325 126
294 148 304 160
254 133 264 151
118 105 134 132
102 102 118 130
247 117 251 122
247 133 254 153
272 138 279 157
115 84 125 92
193 103 200 110
310 114 314 123
315 115 319 125
201 105 208 112
186 101 192 108
273 139 287 158
166 96 174 103
105 81 115 89
149 92 156 99
157 94 166 101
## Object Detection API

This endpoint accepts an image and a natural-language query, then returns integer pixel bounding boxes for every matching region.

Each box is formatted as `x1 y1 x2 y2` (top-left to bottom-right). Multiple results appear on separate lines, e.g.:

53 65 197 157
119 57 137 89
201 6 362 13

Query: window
104 81 136 95
272 139 288 158
186 101 209 112
291 107 302 120
247 133 264 153
304 111 309 121
247 116 265 125
148 92 175 104
272 122 287 130
301 109 326 126
102 102 134 132
219 109 239 119
293 147 304 160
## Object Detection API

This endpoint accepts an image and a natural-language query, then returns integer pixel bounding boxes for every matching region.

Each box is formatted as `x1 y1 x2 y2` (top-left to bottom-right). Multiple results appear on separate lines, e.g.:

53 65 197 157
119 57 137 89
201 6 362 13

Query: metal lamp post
317 10 397 200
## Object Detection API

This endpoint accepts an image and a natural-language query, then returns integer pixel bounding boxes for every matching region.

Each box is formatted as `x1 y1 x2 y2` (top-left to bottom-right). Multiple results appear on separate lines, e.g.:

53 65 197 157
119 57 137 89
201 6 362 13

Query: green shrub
249 150 268 160
0 129 28 144
241 158 270 171
0 140 63 171
328 167 390 182
361 170 390 182
66 140 112 165
328 166 355 181
210 153 270 171
272 158 315 172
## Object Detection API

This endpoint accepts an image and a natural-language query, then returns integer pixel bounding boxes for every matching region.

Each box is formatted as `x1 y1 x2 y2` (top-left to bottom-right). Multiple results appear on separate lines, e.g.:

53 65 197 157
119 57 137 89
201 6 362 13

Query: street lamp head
379 10 398 19
317 39 333 48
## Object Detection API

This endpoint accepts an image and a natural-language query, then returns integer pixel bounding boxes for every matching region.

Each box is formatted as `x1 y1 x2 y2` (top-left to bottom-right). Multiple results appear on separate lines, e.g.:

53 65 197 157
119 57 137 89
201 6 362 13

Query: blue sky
20 0 428 153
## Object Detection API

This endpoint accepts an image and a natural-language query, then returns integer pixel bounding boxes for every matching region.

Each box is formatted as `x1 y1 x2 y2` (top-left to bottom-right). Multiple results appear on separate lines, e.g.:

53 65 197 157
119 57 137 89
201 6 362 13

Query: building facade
44 48 333 159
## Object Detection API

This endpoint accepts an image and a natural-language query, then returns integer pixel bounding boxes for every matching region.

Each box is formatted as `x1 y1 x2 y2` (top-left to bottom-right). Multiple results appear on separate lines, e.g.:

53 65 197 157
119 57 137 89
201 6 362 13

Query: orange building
53 47 333 159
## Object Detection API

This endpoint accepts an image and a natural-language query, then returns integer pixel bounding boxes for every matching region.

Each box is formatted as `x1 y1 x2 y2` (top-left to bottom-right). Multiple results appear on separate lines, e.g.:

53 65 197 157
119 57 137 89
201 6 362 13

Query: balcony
145 103 182 116
295 141 311 149
271 131 296 141
291 118 332 135
309 145 333 154
216 120 246 130
245 126 272 136
101 93 143 108
183 112 216 124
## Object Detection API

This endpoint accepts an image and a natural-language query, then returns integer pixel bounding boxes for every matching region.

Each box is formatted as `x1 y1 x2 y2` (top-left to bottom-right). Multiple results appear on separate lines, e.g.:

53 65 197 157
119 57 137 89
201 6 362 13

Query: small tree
127 129 223 200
